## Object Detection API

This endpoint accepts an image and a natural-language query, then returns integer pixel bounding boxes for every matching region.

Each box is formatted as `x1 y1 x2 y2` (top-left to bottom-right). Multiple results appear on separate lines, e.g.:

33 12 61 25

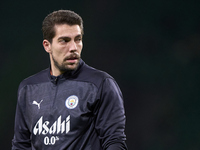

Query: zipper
51 76 59 109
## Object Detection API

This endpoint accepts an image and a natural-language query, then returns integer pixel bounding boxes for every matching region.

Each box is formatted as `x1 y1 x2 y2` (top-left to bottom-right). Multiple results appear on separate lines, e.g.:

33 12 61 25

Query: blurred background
1 0 200 149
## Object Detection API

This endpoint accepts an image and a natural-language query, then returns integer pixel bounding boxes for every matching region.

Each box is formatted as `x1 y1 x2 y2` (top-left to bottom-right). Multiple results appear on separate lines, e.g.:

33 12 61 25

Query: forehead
54 24 82 38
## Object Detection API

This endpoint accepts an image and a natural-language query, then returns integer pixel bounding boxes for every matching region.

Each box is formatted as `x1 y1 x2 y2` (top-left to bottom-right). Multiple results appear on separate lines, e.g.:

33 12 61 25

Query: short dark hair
42 10 84 43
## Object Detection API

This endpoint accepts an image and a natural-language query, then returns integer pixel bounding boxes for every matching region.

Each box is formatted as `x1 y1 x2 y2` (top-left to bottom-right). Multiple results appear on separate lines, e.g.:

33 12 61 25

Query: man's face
45 24 83 75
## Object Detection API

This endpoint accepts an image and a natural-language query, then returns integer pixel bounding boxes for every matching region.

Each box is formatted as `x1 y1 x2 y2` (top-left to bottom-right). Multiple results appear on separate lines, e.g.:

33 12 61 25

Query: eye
59 39 66 43
75 37 82 42
58 39 66 43
58 37 71 43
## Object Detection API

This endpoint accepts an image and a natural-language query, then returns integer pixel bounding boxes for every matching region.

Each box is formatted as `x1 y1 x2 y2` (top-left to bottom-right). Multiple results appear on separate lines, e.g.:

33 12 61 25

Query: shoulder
76 62 114 88
18 68 49 91
83 63 112 79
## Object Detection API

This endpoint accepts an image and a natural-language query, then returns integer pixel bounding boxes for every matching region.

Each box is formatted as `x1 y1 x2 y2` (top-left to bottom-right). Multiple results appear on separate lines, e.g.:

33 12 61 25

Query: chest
24 80 98 133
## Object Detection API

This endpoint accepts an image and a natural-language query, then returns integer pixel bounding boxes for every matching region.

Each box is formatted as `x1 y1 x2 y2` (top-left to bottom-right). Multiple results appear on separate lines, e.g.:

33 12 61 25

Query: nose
69 41 77 52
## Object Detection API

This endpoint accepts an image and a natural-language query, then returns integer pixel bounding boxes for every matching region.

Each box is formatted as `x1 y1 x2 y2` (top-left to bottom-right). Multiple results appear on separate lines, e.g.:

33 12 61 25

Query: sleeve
12 86 32 150
95 78 128 150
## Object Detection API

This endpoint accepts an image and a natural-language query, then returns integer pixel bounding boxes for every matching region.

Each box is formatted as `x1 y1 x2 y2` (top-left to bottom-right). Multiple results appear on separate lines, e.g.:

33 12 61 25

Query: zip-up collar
48 59 84 84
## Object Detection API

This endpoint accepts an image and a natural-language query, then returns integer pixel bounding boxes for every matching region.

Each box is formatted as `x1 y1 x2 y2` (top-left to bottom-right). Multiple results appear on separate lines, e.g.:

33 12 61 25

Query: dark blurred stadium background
1 1 200 149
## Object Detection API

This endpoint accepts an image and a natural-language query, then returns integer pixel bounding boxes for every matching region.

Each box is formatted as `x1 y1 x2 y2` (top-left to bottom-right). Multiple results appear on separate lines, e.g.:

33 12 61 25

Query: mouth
64 53 80 63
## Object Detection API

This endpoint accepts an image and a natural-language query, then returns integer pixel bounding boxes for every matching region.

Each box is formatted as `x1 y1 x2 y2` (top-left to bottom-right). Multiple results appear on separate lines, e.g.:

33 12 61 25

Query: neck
50 61 63 76
51 67 63 76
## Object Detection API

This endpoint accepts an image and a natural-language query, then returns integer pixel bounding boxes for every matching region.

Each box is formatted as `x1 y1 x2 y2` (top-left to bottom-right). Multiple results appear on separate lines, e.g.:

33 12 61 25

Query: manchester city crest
65 95 79 109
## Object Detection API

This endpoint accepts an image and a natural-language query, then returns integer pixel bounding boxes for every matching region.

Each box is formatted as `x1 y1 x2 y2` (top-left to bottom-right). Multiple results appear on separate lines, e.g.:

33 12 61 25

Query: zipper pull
55 77 58 84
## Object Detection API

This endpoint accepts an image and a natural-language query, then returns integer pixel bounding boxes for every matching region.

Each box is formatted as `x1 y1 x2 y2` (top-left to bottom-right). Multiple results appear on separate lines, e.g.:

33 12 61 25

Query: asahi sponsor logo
33 115 70 135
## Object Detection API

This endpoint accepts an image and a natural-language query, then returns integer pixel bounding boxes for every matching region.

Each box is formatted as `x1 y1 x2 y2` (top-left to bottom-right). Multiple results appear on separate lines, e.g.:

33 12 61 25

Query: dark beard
52 54 80 73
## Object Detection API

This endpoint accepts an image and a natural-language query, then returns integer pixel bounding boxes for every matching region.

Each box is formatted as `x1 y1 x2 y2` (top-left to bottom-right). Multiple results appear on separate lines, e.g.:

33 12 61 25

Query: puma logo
32 100 43 109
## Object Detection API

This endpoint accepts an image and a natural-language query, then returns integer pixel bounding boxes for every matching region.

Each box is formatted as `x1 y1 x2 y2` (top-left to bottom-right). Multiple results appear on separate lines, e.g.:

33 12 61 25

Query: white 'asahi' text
33 115 70 135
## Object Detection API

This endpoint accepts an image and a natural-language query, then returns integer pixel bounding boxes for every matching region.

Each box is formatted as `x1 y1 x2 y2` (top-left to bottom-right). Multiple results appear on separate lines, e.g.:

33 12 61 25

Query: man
12 10 127 150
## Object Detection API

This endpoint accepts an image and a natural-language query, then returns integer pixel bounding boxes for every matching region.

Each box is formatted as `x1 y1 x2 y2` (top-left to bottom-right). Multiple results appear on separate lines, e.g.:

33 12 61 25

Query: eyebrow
58 34 82 40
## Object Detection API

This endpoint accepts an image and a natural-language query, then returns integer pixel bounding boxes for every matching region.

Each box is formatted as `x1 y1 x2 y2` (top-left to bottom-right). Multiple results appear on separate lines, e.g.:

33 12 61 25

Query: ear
43 40 52 54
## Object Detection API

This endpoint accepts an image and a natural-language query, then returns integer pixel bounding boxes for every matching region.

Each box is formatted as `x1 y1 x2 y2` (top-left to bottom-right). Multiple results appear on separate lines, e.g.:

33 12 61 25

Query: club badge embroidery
65 95 79 109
